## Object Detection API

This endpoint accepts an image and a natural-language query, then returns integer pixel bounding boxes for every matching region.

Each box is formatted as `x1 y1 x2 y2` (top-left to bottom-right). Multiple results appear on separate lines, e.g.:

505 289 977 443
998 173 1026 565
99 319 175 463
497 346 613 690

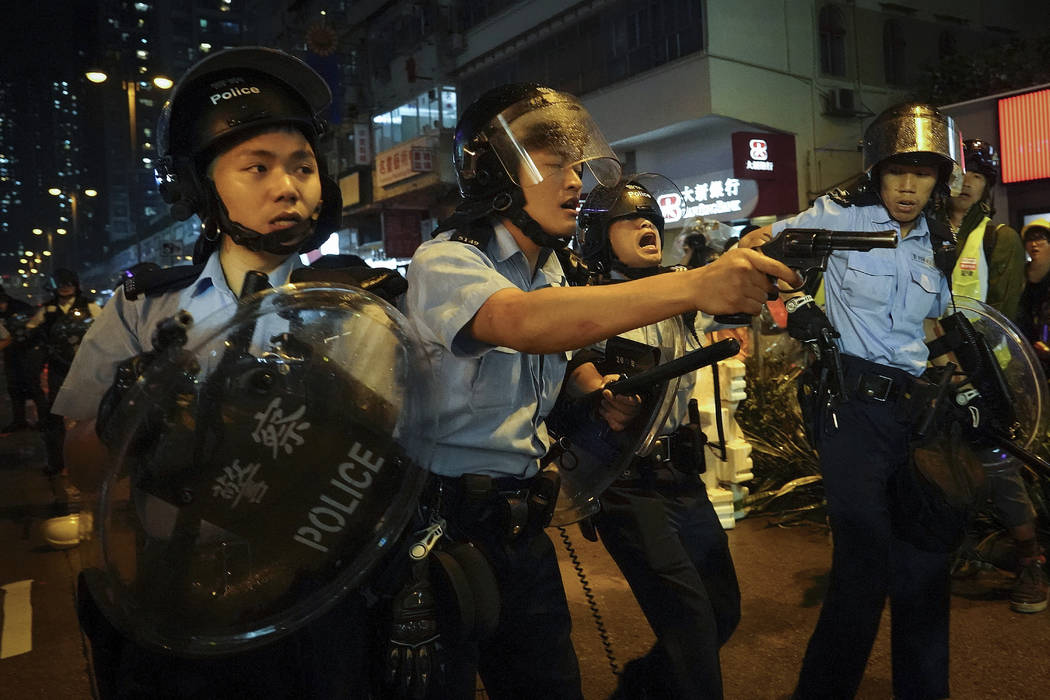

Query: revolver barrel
780 228 897 256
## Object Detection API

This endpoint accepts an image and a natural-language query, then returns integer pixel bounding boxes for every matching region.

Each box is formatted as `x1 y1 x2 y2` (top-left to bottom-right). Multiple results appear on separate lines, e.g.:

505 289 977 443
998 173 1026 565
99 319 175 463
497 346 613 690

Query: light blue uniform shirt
405 220 570 478
53 251 302 420
771 196 951 376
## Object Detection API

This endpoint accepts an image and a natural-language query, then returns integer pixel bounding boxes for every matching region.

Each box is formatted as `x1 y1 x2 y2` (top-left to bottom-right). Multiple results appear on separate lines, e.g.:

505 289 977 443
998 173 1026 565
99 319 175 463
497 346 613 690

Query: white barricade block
692 356 754 529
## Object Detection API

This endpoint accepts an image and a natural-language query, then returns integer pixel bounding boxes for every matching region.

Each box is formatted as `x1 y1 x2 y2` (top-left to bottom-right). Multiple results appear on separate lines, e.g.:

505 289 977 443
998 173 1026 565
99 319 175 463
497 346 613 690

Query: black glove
385 562 440 700
786 295 839 344
96 311 196 449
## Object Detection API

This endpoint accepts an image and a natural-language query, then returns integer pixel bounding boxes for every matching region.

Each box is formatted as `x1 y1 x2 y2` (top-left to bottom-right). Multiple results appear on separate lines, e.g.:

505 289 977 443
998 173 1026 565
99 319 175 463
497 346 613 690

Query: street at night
2 406 1049 698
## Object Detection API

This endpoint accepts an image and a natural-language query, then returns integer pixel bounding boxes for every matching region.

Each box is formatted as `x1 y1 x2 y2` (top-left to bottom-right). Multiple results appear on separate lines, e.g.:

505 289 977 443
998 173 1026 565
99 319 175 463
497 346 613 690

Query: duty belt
840 354 919 408
429 472 558 540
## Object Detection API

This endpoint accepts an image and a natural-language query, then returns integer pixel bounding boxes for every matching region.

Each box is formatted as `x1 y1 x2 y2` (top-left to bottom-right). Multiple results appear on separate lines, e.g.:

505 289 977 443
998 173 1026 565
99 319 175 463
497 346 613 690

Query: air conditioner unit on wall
824 88 858 117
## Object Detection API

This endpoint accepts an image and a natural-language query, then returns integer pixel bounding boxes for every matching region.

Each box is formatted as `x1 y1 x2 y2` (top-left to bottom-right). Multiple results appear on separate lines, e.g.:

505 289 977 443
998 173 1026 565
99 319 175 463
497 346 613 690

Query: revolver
714 227 898 325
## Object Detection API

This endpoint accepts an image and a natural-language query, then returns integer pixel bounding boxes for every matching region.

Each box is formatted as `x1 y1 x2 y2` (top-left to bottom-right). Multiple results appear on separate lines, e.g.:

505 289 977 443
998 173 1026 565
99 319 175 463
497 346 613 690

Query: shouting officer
573 175 741 698
51 47 377 698
742 103 962 699
405 84 798 698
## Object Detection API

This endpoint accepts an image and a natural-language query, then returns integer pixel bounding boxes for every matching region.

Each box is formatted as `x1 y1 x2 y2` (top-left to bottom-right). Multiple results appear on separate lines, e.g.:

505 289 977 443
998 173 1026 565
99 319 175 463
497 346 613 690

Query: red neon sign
999 88 1050 183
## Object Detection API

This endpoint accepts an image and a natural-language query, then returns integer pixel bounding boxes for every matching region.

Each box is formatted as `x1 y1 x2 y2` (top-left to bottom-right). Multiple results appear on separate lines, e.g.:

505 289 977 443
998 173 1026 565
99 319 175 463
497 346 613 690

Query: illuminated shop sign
375 135 436 187
732 131 794 181
745 138 773 172
999 88 1050 183
658 177 744 223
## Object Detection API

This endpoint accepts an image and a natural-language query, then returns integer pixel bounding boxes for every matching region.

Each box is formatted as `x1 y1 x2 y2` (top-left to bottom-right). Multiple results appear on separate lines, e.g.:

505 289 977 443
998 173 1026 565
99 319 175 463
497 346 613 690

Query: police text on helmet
210 85 262 105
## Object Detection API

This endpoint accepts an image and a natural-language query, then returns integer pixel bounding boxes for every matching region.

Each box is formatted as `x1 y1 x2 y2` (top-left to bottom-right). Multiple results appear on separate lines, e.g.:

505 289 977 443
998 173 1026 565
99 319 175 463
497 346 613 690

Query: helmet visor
480 90 621 189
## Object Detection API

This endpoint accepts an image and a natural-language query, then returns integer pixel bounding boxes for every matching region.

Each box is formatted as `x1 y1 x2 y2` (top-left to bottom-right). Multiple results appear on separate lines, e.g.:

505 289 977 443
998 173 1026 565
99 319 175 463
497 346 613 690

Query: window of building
818 4 847 77
372 87 458 153
883 19 906 85
462 0 703 106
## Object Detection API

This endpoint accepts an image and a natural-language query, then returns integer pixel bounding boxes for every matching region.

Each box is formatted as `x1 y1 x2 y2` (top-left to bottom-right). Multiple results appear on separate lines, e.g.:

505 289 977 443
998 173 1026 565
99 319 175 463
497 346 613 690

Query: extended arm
469 247 799 354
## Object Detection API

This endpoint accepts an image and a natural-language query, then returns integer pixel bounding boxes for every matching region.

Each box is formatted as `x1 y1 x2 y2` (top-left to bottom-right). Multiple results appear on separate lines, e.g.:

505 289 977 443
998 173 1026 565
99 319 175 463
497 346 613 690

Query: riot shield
544 317 684 526
85 282 434 657
939 295 1046 449
912 296 1048 510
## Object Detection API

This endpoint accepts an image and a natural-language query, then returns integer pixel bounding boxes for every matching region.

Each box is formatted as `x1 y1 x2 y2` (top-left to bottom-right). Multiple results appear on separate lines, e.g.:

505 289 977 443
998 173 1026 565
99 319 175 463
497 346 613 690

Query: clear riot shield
913 295 1048 509
544 316 684 526
942 295 1046 448
84 282 434 657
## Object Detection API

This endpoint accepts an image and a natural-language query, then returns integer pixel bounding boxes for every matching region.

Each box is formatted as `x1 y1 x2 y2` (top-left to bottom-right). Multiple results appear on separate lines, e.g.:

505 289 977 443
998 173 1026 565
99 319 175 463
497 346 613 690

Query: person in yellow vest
945 138 1025 321
947 143 1046 614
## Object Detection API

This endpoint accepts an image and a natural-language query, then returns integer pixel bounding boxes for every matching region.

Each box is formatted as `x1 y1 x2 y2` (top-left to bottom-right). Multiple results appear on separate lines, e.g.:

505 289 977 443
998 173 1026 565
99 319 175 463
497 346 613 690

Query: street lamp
84 70 172 262
47 187 97 270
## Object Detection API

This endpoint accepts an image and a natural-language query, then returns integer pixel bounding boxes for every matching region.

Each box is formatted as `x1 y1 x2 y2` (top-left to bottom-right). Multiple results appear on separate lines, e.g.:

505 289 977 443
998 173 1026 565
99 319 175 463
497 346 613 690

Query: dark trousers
3 346 48 424
78 571 371 699
596 466 741 699
440 480 582 700
795 388 951 700
43 362 67 472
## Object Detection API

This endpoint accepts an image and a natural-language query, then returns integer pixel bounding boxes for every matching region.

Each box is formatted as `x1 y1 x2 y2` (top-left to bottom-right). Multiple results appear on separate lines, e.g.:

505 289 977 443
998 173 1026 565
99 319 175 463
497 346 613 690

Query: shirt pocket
469 345 521 411
841 252 895 308
904 264 942 323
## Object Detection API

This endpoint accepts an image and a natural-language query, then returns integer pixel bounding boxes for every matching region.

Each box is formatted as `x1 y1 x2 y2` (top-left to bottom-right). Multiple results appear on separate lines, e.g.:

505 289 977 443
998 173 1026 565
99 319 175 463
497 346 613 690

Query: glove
385 563 440 700
96 311 196 449
786 295 839 345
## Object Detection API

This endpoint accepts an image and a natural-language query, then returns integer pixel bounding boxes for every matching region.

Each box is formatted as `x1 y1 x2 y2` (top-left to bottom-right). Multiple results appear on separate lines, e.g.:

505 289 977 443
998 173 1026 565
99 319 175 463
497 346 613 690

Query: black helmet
962 138 999 187
155 47 342 258
52 267 80 290
863 102 964 197
438 84 620 249
576 174 670 275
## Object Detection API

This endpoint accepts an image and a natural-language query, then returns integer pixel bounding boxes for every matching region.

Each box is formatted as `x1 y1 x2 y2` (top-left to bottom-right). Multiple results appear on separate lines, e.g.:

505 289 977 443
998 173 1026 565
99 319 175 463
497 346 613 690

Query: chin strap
434 188 569 250
204 180 322 257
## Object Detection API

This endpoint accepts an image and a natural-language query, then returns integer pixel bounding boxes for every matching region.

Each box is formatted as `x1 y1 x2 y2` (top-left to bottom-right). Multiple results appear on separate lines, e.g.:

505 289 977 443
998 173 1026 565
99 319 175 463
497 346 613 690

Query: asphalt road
2 400 1048 698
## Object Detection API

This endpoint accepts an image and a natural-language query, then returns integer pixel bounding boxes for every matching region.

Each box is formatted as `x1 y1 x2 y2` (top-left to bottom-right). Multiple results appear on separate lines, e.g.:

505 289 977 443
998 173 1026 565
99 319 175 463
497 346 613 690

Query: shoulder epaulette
123 263 206 301
827 179 880 208
450 219 495 250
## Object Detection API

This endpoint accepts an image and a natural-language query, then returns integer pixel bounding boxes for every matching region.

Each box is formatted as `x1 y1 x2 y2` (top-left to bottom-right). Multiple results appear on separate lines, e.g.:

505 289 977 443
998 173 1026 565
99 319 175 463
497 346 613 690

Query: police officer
0 285 48 433
743 103 961 699
405 84 797 699
573 176 741 699
52 46 372 699
25 268 100 473
944 138 1025 320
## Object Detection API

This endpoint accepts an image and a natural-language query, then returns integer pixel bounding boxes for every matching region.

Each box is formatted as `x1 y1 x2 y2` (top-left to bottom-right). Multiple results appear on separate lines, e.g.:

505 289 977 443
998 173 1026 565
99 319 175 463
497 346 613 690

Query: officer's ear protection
428 541 500 643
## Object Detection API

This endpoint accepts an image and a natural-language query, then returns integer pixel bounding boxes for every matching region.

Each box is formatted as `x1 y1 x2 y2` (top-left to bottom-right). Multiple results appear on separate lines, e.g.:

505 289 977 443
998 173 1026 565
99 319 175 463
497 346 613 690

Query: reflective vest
951 216 991 302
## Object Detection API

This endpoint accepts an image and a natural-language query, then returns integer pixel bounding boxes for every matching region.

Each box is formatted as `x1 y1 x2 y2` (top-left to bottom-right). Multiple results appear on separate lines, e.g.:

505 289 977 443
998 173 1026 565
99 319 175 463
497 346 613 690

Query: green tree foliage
913 38 1050 106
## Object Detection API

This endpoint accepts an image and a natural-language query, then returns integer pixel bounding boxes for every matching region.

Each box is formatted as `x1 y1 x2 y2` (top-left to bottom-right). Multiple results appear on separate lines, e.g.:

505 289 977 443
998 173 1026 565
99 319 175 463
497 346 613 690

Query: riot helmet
962 138 999 187
155 47 342 259
576 174 673 276
863 102 964 198
441 84 621 248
